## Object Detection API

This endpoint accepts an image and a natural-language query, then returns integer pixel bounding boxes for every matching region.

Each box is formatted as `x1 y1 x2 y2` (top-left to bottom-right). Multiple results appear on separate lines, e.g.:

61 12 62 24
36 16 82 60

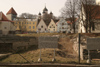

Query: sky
0 0 67 17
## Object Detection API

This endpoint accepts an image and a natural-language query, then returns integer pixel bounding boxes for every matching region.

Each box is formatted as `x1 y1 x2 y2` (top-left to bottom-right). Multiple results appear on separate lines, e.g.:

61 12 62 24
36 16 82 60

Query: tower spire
45 3 46 7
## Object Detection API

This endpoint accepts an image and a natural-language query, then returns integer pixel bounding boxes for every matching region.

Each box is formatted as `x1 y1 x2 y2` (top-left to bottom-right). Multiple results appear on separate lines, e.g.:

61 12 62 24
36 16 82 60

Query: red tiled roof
67 21 72 24
83 4 100 19
0 12 14 22
67 18 78 24
6 7 17 15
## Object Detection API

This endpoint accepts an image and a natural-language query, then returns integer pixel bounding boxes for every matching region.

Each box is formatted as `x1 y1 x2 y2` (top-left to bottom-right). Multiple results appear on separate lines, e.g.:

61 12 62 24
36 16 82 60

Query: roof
6 7 17 15
38 12 41 15
0 12 13 22
83 4 100 19
67 21 72 24
37 19 59 26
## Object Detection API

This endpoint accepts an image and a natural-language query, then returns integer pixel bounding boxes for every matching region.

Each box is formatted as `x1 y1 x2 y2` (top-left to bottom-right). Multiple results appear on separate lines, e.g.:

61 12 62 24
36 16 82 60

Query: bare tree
81 0 99 33
61 0 98 33
19 13 37 19
61 0 80 33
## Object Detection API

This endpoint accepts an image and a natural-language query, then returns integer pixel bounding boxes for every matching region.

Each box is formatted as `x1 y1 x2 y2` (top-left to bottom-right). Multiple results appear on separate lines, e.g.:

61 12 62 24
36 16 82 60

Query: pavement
0 63 100 67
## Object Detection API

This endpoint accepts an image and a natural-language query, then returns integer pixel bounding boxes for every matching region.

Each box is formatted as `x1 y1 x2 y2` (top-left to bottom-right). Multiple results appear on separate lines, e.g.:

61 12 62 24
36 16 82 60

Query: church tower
6 7 17 21
43 6 48 20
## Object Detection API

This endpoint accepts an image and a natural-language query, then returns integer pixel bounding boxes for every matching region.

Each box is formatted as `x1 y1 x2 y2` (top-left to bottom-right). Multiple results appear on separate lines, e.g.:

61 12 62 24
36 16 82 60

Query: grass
1 33 100 64
16 33 66 37
1 49 100 65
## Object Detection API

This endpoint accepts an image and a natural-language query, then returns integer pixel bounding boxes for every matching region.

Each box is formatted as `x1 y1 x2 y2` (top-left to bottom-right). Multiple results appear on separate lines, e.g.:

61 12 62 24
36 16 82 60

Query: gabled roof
83 4 100 19
6 7 17 15
0 12 13 22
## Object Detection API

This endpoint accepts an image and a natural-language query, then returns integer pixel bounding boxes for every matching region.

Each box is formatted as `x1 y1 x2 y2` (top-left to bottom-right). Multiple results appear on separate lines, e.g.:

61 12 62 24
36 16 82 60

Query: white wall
48 19 57 33
37 19 48 33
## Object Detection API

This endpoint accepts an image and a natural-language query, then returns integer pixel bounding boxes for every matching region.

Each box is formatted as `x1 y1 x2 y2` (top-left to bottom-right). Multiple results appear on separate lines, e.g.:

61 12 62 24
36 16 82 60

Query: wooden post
38 49 42 61
87 50 91 64
78 33 80 64
52 48 56 62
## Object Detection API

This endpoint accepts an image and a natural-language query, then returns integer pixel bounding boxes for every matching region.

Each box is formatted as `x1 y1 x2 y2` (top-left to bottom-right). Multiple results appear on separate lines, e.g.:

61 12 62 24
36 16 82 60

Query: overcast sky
0 0 67 17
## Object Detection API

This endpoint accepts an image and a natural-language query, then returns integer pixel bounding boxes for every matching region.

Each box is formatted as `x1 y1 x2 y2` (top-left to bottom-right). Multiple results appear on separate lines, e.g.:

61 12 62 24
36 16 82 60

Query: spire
38 12 41 15
43 3 48 12
50 11 53 14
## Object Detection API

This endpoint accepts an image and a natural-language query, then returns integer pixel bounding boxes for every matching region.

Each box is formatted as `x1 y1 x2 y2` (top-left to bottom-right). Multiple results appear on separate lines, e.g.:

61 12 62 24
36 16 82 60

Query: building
38 6 54 20
78 3 100 33
57 18 68 33
0 12 15 35
48 19 57 33
14 18 37 33
37 6 59 33
37 19 48 33
6 7 38 33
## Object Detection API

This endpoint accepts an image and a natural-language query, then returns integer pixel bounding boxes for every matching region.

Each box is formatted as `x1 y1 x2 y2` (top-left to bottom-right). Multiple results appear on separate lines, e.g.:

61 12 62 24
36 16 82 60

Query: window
4 27 7 29
41 25 43 28
29 26 31 29
45 28 46 31
62 23 64 25
38 28 41 31
62 27 64 29
33 26 35 29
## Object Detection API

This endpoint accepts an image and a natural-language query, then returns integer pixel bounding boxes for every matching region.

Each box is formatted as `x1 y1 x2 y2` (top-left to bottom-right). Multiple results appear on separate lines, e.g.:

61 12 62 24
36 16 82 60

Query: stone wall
0 36 38 51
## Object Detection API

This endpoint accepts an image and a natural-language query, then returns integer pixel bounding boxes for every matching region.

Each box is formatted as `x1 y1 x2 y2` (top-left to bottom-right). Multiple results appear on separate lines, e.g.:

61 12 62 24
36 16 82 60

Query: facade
14 18 37 33
57 18 68 33
48 19 57 33
6 7 38 33
0 12 15 35
37 19 48 33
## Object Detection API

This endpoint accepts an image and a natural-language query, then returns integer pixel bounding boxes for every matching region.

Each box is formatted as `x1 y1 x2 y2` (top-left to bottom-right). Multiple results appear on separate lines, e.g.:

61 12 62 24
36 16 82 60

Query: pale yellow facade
48 19 57 33
14 19 37 32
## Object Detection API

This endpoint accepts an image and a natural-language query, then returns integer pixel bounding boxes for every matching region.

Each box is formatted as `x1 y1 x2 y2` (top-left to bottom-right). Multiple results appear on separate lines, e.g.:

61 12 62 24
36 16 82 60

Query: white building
0 12 15 35
57 18 68 33
37 19 48 33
